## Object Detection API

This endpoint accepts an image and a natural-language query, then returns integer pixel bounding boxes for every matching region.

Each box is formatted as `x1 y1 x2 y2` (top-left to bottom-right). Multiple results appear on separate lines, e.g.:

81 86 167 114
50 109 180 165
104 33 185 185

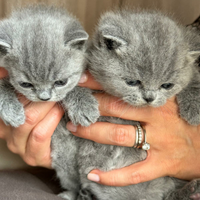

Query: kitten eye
19 82 34 88
125 80 141 86
54 79 68 87
161 83 174 90
104 38 120 50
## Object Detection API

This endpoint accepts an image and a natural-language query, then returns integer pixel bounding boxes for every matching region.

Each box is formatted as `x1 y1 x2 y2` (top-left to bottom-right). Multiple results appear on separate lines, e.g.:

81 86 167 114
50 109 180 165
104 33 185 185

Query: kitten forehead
97 11 187 78
1 5 87 82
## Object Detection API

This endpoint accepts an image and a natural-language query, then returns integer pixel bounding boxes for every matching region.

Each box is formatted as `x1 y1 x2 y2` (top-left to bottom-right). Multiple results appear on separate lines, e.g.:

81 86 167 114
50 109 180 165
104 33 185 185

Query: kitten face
0 5 88 102
89 11 195 107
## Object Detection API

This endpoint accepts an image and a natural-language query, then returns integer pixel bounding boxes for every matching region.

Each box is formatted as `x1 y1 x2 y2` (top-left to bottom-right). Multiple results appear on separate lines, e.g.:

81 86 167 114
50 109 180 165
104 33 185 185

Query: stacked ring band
133 123 150 150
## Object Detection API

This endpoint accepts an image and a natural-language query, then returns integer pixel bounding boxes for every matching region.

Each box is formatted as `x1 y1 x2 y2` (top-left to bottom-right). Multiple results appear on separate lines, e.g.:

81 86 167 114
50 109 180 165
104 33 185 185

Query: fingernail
87 173 100 182
79 73 88 83
66 122 77 132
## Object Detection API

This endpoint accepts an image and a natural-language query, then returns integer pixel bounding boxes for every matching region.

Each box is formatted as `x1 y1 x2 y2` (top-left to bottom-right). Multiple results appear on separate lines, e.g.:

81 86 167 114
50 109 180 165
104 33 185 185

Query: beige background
0 0 200 169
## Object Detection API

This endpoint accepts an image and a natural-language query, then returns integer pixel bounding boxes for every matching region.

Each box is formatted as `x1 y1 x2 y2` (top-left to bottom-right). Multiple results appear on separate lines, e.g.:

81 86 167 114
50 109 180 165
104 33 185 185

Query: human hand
67 71 200 186
0 67 64 168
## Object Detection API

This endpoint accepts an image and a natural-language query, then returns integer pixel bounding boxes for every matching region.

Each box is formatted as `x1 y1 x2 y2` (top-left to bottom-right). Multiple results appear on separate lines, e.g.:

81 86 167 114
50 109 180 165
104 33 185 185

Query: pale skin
0 68 200 186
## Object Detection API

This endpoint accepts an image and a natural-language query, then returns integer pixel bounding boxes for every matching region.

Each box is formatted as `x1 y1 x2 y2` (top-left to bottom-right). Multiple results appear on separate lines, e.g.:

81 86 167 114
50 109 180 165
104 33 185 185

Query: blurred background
0 0 200 169
0 0 199 35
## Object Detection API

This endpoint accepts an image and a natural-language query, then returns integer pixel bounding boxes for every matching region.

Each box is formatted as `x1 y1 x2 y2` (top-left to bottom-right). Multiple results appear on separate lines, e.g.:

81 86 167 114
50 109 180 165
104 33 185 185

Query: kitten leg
165 179 200 200
58 191 77 200
177 73 200 125
62 86 99 127
0 80 25 127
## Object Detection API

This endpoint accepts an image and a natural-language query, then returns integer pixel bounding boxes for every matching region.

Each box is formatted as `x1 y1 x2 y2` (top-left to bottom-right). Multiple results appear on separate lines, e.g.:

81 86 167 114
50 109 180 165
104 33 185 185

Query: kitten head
0 5 88 102
88 11 200 107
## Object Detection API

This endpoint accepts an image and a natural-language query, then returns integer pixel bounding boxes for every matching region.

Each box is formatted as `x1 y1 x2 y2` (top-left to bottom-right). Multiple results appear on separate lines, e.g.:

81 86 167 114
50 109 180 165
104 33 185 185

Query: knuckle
107 100 123 113
107 174 118 186
110 125 130 145
25 108 40 126
7 140 18 154
81 126 92 139
130 171 142 184
23 155 37 166
31 126 47 144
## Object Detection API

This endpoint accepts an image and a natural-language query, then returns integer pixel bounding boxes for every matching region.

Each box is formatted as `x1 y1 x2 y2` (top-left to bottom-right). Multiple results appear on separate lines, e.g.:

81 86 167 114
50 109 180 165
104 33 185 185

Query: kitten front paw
0 100 25 127
58 191 77 200
68 98 100 127
165 179 200 200
178 101 200 126
77 189 94 200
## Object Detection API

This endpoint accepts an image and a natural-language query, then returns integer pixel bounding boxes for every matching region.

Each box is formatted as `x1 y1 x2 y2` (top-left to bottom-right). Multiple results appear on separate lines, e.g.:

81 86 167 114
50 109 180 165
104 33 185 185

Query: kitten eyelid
124 79 141 87
19 82 34 89
160 83 174 90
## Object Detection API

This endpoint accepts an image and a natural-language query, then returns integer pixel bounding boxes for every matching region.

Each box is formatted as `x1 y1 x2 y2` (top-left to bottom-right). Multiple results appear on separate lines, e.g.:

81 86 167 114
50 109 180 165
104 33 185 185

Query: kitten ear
65 30 89 50
102 32 127 50
188 51 200 60
0 40 11 55
95 27 127 54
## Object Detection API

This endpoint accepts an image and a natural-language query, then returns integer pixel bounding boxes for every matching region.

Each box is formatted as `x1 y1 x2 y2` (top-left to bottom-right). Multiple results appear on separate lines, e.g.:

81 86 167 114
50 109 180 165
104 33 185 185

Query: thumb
87 153 167 186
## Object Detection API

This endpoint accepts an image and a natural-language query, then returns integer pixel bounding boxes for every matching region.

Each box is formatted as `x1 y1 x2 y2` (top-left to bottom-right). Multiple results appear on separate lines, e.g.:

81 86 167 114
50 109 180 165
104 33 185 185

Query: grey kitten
77 11 200 200
0 5 99 200
0 5 99 128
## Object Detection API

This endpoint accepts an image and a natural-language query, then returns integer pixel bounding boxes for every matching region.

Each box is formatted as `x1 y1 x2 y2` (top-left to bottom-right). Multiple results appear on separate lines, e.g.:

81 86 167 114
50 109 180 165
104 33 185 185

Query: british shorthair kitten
0 5 99 200
77 11 200 200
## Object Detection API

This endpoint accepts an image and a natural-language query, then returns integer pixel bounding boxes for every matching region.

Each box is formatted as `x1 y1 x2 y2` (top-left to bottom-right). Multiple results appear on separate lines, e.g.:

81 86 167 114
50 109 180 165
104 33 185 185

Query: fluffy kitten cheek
151 98 167 107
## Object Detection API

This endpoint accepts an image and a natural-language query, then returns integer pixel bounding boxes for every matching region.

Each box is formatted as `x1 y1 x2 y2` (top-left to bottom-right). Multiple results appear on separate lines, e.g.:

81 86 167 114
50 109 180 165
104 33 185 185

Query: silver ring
141 128 150 150
133 123 150 150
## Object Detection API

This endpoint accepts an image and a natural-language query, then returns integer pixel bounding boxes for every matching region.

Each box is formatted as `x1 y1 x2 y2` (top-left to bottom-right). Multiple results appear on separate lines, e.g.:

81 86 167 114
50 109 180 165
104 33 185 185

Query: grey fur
76 11 200 200
0 5 100 200
0 5 99 128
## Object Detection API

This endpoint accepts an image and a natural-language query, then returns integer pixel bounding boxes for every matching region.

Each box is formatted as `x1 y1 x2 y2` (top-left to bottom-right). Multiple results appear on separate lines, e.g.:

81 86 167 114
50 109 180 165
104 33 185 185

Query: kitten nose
40 97 50 101
38 90 51 101
144 97 154 103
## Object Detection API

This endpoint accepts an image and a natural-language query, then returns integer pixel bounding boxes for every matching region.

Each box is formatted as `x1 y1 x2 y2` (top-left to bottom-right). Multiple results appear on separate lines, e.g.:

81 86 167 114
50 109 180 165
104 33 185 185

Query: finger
94 93 178 123
67 121 136 147
10 101 56 155
87 153 167 186
78 71 103 90
94 93 153 122
24 104 64 168
0 67 8 78
17 94 31 107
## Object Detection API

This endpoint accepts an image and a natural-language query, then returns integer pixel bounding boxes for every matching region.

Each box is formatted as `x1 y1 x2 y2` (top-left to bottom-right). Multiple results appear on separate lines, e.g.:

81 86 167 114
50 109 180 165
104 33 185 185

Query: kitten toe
78 189 94 200
58 191 77 200
190 193 200 200
68 102 100 127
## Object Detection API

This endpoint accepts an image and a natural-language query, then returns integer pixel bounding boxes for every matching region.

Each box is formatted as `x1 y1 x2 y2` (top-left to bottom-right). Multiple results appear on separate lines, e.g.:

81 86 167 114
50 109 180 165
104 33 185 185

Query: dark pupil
20 82 33 88
126 80 141 86
54 80 67 86
104 38 115 50
161 83 174 90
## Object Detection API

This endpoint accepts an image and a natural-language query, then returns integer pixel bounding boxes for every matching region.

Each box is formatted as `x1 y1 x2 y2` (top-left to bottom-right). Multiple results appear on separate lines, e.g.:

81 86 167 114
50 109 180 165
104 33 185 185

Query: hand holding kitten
0 67 63 168
71 72 200 186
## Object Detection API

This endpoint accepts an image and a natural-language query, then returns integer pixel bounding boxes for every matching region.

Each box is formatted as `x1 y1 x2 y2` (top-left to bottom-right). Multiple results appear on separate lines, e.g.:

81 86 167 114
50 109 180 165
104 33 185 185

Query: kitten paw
0 100 25 127
58 191 77 200
166 179 200 200
190 193 200 200
77 189 95 200
179 101 200 126
68 98 100 127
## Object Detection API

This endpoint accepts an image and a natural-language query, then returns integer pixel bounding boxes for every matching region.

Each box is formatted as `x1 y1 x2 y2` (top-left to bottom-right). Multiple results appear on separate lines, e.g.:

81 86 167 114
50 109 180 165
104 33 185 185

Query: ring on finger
133 123 150 150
